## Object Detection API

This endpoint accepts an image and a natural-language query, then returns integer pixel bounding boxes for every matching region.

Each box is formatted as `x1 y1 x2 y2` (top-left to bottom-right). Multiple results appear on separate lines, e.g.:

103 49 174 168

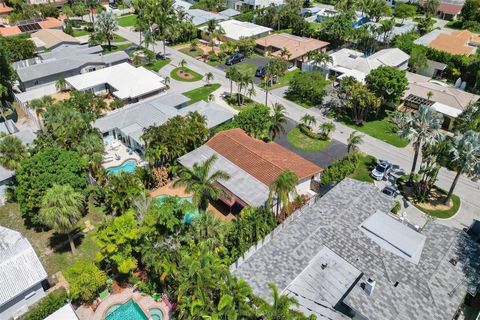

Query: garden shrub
321 158 358 185
66 259 108 303
391 200 401 215
22 288 68 320
298 124 321 139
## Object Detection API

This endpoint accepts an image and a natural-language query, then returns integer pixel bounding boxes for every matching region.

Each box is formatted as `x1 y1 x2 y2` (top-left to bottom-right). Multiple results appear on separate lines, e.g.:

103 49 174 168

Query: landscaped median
144 58 171 72
170 67 203 82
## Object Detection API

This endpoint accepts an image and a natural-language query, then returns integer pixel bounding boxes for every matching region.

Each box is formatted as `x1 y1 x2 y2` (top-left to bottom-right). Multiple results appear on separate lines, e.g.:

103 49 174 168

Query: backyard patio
101 139 144 171
151 182 235 221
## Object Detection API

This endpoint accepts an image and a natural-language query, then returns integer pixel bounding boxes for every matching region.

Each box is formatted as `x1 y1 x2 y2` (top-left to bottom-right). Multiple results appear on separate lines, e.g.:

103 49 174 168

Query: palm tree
28 96 53 131
39 184 85 254
444 130 480 204
427 91 433 100
300 114 316 129
179 58 187 69
268 170 298 219
0 85 12 134
279 47 291 61
206 19 224 52
313 51 333 78
55 78 67 92
0 135 29 170
226 66 240 96
205 72 214 85
173 155 230 211
269 103 287 140
247 85 256 100
164 76 171 89
347 131 364 153
258 283 300 319
319 122 335 140
399 105 444 184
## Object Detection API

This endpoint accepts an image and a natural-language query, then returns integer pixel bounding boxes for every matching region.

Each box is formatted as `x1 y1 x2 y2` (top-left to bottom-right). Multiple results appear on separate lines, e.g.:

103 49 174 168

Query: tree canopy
15 147 88 225
365 66 408 105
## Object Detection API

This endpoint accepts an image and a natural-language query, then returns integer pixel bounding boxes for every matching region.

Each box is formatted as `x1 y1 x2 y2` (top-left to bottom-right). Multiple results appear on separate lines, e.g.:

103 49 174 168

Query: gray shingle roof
16 45 129 83
94 94 234 144
0 226 47 306
233 178 480 320
178 145 270 206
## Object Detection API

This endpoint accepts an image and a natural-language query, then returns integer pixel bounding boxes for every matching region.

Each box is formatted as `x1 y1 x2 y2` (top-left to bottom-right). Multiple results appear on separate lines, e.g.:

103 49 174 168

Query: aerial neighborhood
1 0 480 318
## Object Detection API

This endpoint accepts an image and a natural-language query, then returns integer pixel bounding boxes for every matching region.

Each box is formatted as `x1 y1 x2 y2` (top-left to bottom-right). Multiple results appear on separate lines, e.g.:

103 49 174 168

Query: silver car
371 160 392 181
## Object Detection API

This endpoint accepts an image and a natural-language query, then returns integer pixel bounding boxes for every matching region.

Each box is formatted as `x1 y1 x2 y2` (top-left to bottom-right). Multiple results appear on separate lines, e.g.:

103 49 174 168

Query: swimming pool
155 194 199 224
106 159 137 174
105 300 148 320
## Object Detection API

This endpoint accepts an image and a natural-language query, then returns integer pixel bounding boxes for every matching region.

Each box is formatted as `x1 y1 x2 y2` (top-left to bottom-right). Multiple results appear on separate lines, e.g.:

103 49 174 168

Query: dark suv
226 53 245 65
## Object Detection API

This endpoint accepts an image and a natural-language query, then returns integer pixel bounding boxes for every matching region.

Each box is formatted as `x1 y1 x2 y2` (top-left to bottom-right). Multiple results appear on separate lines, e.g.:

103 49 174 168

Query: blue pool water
105 300 148 320
106 159 137 174
155 194 199 224
149 308 164 320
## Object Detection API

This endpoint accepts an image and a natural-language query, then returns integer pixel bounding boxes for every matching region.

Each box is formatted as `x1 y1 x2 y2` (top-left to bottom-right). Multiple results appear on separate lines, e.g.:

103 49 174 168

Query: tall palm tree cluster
398 105 480 205
225 66 255 106
133 0 197 58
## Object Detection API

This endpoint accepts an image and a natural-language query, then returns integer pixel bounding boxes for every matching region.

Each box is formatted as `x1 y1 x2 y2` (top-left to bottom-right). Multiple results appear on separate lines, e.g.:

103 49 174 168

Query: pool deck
151 181 235 221
102 140 145 170
76 288 169 320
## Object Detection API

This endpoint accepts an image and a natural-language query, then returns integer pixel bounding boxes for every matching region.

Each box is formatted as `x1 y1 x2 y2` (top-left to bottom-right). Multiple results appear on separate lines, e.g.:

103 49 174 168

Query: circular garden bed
170 67 202 82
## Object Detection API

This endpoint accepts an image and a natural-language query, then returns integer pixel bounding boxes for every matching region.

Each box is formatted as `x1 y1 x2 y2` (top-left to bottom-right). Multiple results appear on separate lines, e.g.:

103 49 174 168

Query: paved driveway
275 120 348 169
217 57 268 84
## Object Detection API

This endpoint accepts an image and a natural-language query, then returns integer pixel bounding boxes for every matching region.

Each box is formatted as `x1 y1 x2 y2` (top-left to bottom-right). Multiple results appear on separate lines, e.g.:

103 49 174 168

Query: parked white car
371 160 392 181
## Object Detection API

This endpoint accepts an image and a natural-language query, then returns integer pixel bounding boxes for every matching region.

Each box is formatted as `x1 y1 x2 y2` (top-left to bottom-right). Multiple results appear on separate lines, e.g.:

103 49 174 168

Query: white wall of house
295 178 313 196
0 282 45 320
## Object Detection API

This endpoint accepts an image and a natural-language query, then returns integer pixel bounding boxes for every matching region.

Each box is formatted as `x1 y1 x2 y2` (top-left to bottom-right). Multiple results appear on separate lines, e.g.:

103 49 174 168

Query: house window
24 291 36 300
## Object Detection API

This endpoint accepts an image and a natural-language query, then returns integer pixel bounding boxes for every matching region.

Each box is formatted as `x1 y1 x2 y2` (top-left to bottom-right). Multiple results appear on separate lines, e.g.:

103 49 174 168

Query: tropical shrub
321 158 358 185
391 200 401 214
22 289 68 320
66 259 108 303
286 71 328 106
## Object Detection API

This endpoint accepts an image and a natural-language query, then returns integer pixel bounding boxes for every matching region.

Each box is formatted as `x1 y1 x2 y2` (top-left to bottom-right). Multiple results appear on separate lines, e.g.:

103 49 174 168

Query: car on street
371 160 392 181
225 53 245 65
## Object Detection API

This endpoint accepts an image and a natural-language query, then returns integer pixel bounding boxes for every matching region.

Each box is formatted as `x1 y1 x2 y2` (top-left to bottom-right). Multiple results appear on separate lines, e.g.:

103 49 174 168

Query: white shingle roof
0 226 47 306
219 20 272 41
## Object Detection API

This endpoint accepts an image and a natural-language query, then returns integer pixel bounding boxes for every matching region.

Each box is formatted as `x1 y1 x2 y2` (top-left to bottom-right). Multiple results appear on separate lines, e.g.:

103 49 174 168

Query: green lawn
309 22 322 30
111 34 128 43
72 29 90 37
144 58 171 72
179 47 204 58
102 42 132 53
259 69 301 90
232 63 257 78
284 94 313 109
182 83 221 104
349 155 377 183
170 67 203 82
286 127 331 152
330 111 408 148
117 14 137 27
0 199 103 276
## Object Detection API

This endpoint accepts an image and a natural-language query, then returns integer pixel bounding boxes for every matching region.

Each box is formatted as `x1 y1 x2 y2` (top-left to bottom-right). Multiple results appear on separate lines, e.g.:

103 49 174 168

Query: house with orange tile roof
178 128 323 211
419 0 463 20
255 33 329 68
0 17 63 37
414 29 480 56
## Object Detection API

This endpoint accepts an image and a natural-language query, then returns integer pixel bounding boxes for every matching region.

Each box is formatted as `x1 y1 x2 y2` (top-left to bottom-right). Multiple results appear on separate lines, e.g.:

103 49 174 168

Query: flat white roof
219 20 272 41
65 63 165 100
360 210 426 264
432 102 463 118
44 304 78 320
